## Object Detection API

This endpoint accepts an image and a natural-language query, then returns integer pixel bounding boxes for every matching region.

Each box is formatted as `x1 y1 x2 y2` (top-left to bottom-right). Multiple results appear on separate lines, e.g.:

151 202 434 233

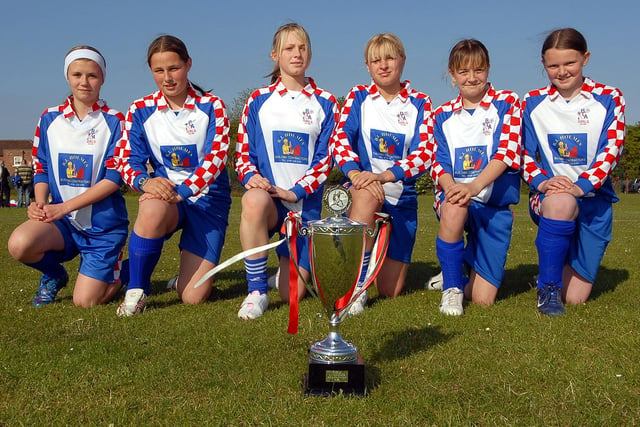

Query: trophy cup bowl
285 185 391 396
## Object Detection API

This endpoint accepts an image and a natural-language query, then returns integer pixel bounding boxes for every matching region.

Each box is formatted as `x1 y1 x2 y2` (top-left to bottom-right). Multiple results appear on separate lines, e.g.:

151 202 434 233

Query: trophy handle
335 212 391 321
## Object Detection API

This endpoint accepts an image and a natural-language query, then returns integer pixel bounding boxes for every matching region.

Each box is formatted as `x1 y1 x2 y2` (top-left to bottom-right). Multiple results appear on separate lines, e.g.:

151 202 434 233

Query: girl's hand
268 186 297 203
141 176 177 201
27 202 47 221
42 203 70 222
538 176 574 193
444 183 473 207
245 174 273 191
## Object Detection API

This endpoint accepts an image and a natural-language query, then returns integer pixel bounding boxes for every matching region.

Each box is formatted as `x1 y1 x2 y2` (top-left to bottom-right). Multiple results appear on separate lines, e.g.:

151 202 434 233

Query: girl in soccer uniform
521 28 625 316
235 23 337 320
332 33 433 315
431 39 522 316
8 46 129 308
115 35 231 316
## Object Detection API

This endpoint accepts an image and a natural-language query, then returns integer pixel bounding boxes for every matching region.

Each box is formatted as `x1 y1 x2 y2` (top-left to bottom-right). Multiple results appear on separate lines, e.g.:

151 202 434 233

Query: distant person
16 159 33 207
0 160 10 207
11 169 22 206
521 28 625 315
235 23 337 320
7 46 129 307
331 33 433 315
430 39 521 316
115 35 231 316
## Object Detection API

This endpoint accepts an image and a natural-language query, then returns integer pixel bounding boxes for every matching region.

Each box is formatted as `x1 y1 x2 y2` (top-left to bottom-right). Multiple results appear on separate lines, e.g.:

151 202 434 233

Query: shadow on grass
591 266 628 300
402 261 440 294
498 263 539 300
148 267 281 310
497 263 629 301
366 325 455 391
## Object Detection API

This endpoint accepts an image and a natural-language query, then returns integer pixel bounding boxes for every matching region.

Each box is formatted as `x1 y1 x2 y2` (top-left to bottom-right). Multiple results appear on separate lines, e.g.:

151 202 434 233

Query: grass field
0 193 638 426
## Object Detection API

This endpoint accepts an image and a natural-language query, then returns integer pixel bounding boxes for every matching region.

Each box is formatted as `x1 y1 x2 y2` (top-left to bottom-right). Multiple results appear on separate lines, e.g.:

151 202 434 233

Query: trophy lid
311 185 366 235
322 185 351 217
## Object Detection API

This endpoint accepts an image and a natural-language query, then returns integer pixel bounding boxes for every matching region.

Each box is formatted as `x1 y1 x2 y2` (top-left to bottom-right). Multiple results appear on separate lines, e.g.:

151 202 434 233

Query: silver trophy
284 185 391 395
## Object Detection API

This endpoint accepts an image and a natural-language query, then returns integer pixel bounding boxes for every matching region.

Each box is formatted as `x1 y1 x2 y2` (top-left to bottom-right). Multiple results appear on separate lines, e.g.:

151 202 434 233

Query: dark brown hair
146 35 208 95
146 35 190 66
541 28 588 56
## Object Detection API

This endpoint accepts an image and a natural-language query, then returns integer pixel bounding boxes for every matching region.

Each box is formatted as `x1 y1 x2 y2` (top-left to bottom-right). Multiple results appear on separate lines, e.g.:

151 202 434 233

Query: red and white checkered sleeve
104 107 125 172
394 93 434 178
32 117 45 177
234 93 260 185
578 86 626 190
520 94 547 185
114 102 140 188
331 87 361 168
181 96 230 197
429 106 446 185
294 93 338 195
493 91 522 170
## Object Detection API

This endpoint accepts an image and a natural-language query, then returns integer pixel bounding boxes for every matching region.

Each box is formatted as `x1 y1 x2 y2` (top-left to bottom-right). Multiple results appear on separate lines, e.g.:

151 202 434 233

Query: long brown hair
146 35 207 95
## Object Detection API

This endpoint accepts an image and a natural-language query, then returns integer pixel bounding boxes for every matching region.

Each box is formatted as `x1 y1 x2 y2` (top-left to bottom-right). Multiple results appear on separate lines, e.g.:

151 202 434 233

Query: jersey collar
450 83 494 112
548 77 595 101
274 77 317 97
155 86 197 111
367 80 412 102
62 97 105 119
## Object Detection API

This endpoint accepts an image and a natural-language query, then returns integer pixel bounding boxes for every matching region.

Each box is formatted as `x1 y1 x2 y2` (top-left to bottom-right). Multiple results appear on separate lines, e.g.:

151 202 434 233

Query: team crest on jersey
548 133 587 166
185 120 197 135
370 129 404 161
161 144 198 171
301 108 313 125
454 146 486 178
482 118 494 136
577 108 590 125
58 153 93 187
86 128 97 145
273 131 309 164
397 111 409 126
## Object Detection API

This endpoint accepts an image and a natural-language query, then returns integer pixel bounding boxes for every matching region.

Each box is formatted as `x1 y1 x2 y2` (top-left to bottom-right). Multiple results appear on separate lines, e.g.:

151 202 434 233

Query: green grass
1 193 638 426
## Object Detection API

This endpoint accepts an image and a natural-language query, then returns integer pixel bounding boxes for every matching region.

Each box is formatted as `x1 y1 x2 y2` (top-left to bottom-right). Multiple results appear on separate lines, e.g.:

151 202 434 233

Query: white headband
64 49 106 80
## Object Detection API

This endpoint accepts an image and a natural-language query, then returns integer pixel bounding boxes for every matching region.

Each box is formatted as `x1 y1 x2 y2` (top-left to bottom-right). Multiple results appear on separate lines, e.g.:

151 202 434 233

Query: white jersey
235 78 336 216
332 81 433 209
33 97 127 233
522 77 625 202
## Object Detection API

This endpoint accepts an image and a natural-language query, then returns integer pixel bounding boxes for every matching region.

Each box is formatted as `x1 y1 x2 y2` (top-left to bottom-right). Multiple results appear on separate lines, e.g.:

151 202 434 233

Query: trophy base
303 355 366 396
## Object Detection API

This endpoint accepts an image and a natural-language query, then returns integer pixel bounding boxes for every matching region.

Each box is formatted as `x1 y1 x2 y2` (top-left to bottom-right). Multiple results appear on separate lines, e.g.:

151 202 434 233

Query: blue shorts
383 201 417 264
529 192 612 283
435 195 513 288
465 203 513 288
270 199 311 272
174 194 231 265
54 218 128 283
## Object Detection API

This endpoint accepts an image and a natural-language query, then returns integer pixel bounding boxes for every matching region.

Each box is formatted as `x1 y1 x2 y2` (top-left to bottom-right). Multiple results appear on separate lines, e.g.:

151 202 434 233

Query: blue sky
1 0 638 139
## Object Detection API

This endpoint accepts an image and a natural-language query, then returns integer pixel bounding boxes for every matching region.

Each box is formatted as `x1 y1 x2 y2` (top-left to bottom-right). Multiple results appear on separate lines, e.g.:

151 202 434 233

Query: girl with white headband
8 45 129 308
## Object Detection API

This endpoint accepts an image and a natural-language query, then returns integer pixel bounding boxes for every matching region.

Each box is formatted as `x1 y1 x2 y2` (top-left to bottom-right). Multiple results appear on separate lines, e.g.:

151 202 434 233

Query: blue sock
536 216 576 289
127 232 164 295
245 256 268 294
25 251 66 280
357 251 372 286
436 237 465 291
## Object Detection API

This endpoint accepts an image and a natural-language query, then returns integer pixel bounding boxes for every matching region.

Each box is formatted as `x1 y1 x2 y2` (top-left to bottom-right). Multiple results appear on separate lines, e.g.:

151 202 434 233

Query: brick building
0 140 33 171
